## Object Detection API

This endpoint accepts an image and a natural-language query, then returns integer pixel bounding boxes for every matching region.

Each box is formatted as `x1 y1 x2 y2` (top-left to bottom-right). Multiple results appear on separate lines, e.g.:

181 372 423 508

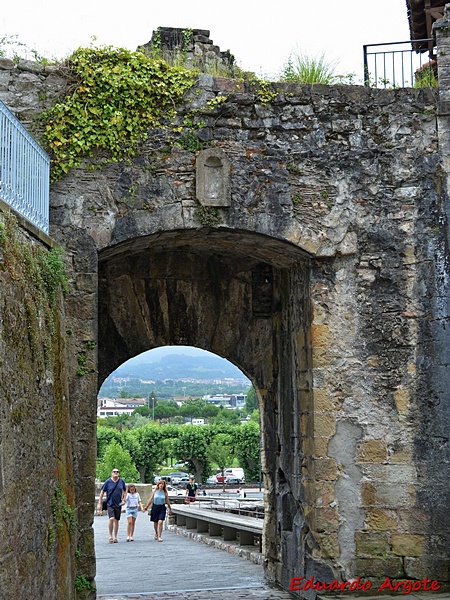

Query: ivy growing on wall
39 46 196 181
0 211 68 361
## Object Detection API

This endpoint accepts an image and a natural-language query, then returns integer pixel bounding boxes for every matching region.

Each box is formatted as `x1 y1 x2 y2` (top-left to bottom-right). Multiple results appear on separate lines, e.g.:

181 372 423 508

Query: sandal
108 537 114 543
113 538 118 543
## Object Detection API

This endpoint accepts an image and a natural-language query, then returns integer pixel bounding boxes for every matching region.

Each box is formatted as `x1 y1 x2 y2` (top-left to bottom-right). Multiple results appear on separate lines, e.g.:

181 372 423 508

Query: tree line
97 387 260 485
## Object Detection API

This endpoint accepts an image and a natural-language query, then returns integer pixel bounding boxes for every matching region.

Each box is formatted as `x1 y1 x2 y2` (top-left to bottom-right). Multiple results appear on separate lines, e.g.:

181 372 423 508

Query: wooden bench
171 504 263 551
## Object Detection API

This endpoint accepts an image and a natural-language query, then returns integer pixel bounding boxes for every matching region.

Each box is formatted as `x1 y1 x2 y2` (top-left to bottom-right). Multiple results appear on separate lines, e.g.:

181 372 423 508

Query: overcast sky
1 0 411 81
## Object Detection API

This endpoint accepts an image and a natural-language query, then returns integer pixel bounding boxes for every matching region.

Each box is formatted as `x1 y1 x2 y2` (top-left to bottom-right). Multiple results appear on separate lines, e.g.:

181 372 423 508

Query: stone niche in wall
196 148 231 207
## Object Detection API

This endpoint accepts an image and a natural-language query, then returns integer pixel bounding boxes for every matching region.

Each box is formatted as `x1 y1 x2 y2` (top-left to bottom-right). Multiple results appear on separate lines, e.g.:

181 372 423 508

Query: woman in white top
143 479 173 541
125 484 144 541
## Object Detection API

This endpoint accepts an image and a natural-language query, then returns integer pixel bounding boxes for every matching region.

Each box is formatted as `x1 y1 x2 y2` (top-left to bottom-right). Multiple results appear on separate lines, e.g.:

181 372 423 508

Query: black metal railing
363 39 436 88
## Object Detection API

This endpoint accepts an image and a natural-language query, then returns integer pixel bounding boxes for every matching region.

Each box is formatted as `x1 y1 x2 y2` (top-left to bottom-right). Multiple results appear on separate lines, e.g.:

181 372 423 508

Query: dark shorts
107 506 122 520
186 496 196 503
150 504 166 522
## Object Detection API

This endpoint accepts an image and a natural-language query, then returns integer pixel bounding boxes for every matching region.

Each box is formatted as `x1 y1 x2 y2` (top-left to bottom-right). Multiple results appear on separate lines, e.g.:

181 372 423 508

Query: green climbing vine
49 482 76 544
0 212 68 361
39 45 196 181
196 206 221 227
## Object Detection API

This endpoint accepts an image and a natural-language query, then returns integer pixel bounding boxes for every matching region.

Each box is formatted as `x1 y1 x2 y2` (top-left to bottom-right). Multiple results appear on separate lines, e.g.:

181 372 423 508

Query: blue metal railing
363 39 436 88
0 100 49 234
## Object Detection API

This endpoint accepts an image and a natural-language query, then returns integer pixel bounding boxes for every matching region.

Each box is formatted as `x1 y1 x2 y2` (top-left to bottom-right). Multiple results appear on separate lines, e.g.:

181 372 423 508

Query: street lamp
148 392 155 420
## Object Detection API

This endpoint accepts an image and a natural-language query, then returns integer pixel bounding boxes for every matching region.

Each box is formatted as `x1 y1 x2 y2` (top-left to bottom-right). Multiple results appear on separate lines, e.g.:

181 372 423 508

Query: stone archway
97 228 313 588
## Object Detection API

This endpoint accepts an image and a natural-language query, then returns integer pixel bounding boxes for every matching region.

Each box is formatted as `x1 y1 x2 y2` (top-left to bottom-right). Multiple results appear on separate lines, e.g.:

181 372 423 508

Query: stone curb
166 523 264 565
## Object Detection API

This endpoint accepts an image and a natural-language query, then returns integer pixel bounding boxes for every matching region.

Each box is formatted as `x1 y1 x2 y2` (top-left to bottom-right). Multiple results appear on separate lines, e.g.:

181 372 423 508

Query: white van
224 468 245 483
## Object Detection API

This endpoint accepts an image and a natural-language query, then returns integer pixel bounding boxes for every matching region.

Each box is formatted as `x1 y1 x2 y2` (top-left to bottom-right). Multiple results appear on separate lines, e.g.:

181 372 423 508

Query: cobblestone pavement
98 585 296 599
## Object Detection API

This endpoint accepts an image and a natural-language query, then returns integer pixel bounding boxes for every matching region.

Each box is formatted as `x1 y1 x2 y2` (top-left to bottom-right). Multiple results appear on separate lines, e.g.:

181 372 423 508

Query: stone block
311 324 333 348
314 436 330 457
312 345 332 367
319 532 340 558
365 509 398 531
361 481 415 508
355 557 404 579
357 439 387 463
314 506 339 533
397 508 430 533
361 481 377 507
389 444 412 463
315 482 335 507
393 386 409 414
313 388 335 411
355 531 391 557
392 533 425 557
314 412 336 437
301 413 314 438
314 458 338 481
405 556 450 581
361 464 416 485
302 435 315 456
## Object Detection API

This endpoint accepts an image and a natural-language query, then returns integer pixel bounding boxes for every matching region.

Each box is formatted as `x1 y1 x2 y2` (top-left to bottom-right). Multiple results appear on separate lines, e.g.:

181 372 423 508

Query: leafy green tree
97 426 121 461
96 440 140 482
207 433 235 491
174 425 211 482
234 421 261 481
133 423 163 482
120 429 142 470
161 437 177 467
179 398 205 421
245 385 258 413
133 405 151 417
154 400 177 422
202 403 219 419
249 409 259 423
211 407 241 425
97 413 132 431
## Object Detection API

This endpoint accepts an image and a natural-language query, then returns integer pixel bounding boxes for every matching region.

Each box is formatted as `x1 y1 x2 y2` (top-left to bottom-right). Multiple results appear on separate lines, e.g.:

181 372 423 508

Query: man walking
185 476 197 503
98 469 127 543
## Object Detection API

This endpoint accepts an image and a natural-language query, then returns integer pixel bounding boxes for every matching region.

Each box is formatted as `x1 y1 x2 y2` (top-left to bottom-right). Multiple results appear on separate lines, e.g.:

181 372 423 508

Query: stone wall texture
0 209 76 598
1 21 450 598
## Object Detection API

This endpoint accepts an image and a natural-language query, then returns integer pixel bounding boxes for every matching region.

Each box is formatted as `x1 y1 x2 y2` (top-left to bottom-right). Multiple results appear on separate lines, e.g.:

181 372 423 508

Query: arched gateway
98 227 311 589
2 18 450 599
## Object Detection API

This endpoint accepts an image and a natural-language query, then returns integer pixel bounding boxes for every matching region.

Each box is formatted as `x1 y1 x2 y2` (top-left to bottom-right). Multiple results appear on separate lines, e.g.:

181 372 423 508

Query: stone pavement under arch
94 514 450 600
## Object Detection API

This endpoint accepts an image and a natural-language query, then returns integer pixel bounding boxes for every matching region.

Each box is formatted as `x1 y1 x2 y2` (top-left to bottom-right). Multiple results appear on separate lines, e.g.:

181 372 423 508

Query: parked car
206 475 218 485
217 468 245 484
155 475 172 484
169 471 190 485
226 475 246 485
177 476 190 487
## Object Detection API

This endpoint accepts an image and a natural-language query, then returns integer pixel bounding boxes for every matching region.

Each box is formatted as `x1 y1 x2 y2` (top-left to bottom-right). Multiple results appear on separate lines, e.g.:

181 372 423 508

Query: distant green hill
110 353 248 381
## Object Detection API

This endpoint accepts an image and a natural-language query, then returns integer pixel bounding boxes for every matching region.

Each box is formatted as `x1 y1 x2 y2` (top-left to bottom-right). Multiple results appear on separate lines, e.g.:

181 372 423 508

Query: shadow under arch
97 227 313 590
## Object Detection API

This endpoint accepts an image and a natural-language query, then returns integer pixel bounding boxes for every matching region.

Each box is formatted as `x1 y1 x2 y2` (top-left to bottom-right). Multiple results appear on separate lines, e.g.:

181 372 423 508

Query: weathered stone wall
0 207 76 598
1 33 449 598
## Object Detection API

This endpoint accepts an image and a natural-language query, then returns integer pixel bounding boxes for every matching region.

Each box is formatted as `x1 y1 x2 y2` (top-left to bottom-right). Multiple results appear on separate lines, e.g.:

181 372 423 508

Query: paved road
94 513 450 600
94 512 268 596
